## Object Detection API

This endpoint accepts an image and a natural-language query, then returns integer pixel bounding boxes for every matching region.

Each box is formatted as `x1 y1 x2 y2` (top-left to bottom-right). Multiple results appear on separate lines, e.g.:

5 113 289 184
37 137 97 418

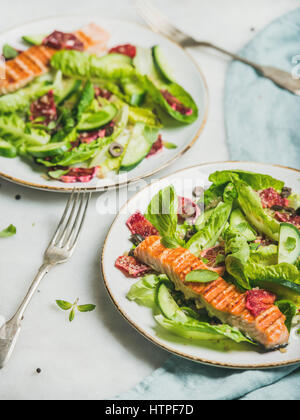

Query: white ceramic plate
0 15 208 192
102 161 300 369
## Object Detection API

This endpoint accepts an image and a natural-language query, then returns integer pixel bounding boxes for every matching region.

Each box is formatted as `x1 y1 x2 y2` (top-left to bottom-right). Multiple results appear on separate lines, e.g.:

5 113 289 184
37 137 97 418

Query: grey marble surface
0 0 298 400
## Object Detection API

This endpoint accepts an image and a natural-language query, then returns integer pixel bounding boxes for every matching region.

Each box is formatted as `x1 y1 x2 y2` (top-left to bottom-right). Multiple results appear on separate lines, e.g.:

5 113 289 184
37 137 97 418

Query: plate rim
0 14 209 193
101 160 300 369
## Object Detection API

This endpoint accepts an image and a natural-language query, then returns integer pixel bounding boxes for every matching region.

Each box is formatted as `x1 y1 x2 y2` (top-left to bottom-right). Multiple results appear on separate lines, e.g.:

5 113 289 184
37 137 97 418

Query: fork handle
183 39 263 71
0 263 52 368
15 263 52 321
184 39 300 94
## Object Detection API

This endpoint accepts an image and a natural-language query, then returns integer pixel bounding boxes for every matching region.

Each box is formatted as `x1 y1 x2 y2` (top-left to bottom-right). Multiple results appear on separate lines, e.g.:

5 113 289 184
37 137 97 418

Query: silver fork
135 0 300 96
0 189 91 369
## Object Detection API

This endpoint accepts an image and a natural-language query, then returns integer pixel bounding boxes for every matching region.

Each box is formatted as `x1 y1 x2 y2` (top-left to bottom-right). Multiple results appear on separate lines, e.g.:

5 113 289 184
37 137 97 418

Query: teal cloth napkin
117 8 300 401
225 8 300 169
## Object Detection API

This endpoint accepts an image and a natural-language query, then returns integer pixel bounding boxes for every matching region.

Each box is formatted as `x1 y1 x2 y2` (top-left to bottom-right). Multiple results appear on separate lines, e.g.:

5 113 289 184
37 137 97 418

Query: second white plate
102 161 300 369
0 15 208 192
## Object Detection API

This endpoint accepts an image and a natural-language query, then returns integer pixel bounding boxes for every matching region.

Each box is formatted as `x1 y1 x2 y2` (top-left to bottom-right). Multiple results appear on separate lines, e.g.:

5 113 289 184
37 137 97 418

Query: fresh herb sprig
56 298 96 322
0 224 16 238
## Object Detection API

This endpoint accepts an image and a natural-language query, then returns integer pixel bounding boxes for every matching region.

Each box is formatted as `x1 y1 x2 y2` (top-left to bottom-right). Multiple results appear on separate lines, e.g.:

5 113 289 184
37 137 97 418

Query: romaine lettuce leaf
127 274 161 307
235 181 280 241
250 245 278 266
0 115 50 148
187 201 232 256
0 77 53 113
155 315 253 344
229 208 257 242
128 106 162 127
246 261 300 304
51 50 135 80
224 226 251 290
145 186 181 247
209 170 285 192
143 77 198 124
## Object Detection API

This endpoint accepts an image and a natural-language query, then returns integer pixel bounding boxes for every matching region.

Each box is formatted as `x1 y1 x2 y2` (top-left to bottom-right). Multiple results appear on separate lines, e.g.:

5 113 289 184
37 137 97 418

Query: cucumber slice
278 223 300 265
156 283 180 319
0 139 17 158
22 34 47 46
133 47 162 84
230 208 257 241
57 79 81 104
77 104 117 131
120 123 159 171
152 45 176 83
122 78 146 106
26 142 69 158
97 53 132 67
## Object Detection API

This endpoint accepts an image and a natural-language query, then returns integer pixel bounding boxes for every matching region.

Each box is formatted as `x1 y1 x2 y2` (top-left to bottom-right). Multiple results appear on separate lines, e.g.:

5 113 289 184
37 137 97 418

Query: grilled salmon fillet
0 23 110 96
135 236 289 350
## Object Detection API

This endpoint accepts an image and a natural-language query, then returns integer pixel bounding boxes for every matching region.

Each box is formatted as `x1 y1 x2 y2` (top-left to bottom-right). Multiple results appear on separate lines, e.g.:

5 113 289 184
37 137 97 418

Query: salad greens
128 274 253 344
124 168 300 348
0 36 199 183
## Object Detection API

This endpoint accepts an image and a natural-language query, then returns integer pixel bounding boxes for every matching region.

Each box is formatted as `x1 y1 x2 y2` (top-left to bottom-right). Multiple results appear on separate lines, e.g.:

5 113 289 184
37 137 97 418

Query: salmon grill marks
0 23 110 96
135 235 290 350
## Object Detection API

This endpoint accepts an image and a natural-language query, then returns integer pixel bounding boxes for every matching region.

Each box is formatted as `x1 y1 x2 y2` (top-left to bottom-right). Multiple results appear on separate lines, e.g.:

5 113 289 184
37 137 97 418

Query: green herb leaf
284 237 297 252
163 141 177 150
0 224 16 238
185 269 219 283
69 308 76 322
56 300 73 311
3 44 18 60
77 304 96 313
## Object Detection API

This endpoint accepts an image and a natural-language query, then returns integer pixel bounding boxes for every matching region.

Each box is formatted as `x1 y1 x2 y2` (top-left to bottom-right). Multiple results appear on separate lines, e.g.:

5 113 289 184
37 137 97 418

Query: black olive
193 186 204 198
281 187 292 198
285 207 296 215
130 234 144 246
109 142 124 158
271 205 284 211
296 208 300 216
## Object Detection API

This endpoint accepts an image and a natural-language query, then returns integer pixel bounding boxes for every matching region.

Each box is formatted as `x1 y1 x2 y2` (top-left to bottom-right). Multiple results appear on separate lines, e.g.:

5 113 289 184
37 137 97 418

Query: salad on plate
0 24 198 183
115 169 300 351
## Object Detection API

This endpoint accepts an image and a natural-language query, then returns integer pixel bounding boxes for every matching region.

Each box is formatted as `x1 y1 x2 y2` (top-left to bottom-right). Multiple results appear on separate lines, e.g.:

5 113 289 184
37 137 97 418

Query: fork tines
51 189 91 251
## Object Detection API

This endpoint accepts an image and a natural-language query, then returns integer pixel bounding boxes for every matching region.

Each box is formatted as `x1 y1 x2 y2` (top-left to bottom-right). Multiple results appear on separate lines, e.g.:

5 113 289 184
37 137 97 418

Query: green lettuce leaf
143 77 198 124
235 181 280 242
245 261 300 304
203 183 226 210
128 106 162 127
145 186 182 247
127 274 162 307
250 245 278 266
51 50 135 80
209 170 285 192
0 115 50 148
187 201 232 256
155 315 253 344
225 226 251 290
0 77 53 113
229 208 257 242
